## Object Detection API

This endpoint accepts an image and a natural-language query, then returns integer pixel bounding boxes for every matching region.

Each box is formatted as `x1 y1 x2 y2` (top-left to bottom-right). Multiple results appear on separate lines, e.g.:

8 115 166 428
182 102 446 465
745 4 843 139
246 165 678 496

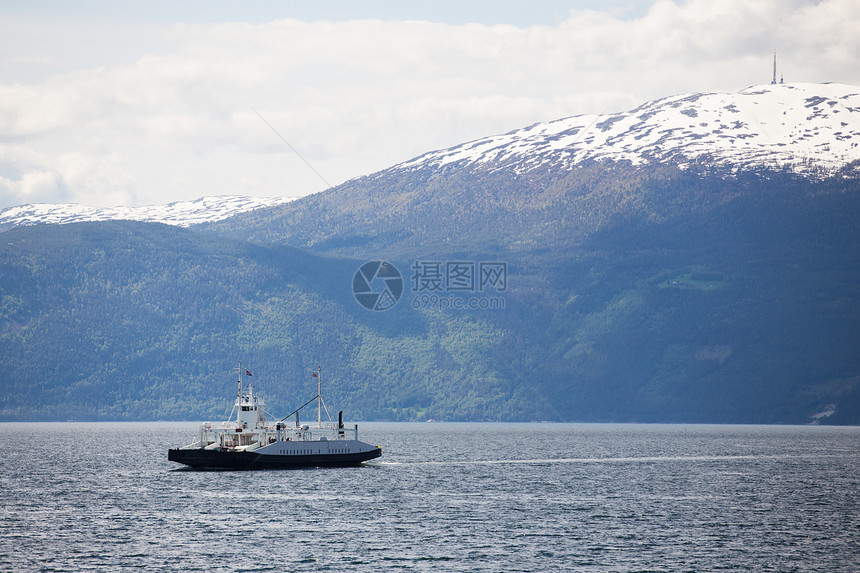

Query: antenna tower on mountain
771 52 784 84
772 52 777 85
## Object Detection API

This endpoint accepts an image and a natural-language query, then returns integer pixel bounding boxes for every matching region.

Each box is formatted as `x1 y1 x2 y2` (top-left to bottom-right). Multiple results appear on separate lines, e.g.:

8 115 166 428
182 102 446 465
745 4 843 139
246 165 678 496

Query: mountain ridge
0 195 296 231
196 82 860 258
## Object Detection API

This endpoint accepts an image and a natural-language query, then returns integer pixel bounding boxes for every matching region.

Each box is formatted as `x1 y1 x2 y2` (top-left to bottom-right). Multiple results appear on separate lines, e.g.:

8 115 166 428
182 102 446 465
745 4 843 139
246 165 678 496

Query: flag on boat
246 370 252 376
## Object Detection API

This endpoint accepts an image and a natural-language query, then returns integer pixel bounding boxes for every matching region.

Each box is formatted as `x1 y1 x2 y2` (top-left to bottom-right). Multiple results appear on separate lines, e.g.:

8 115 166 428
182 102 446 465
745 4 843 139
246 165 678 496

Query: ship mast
317 365 322 427
232 362 243 423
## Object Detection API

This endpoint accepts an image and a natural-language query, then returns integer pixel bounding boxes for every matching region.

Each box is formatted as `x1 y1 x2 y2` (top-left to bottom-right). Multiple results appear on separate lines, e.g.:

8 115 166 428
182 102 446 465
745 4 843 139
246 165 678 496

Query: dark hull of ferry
168 447 382 470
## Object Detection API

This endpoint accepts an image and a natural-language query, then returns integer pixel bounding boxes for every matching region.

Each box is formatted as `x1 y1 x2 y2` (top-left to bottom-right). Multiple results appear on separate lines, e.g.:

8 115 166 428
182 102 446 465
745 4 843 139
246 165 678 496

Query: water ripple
0 422 858 572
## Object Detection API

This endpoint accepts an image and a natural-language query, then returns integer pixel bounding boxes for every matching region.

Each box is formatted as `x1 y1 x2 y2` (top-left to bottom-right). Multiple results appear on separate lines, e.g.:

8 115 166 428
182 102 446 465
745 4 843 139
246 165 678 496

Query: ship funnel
338 411 344 429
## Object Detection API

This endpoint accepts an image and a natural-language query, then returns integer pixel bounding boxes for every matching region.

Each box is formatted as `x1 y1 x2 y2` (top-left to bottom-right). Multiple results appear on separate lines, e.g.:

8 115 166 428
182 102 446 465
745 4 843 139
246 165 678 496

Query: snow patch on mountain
0 195 296 231
395 83 860 178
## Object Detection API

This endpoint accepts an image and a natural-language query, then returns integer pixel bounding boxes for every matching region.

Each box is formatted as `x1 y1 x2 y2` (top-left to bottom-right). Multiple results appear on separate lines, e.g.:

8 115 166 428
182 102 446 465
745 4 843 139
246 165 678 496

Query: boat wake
377 454 796 467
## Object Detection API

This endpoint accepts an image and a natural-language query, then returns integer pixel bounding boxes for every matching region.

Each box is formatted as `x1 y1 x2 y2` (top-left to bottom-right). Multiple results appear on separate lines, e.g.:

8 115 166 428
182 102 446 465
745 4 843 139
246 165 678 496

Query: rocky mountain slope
202 83 860 257
392 83 860 179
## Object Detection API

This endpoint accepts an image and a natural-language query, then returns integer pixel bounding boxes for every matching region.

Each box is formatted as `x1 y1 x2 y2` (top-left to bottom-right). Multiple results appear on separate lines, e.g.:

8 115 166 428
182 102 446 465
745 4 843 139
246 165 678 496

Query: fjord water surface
1 422 857 572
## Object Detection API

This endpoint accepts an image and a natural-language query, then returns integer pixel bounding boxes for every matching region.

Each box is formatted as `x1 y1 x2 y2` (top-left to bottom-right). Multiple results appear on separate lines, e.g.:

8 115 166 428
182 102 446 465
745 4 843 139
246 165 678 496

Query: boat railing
198 420 360 445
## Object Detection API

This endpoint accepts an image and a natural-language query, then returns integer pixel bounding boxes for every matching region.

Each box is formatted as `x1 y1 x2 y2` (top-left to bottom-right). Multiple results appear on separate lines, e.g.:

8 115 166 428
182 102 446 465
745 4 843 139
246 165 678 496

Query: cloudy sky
1 0 858 209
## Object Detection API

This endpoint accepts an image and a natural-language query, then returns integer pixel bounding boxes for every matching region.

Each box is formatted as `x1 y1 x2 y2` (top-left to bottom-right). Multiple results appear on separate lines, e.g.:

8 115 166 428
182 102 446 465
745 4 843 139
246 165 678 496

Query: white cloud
0 0 858 209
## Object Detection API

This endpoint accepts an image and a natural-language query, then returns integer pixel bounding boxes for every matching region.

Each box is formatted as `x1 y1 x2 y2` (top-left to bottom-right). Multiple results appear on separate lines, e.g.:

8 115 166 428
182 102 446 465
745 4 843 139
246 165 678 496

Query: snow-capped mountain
0 195 296 231
4 84 858 232
394 83 860 178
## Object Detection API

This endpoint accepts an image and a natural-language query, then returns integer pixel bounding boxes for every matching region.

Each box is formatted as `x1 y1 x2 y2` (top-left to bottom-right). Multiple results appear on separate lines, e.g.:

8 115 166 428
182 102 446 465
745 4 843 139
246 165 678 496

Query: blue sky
1 0 858 208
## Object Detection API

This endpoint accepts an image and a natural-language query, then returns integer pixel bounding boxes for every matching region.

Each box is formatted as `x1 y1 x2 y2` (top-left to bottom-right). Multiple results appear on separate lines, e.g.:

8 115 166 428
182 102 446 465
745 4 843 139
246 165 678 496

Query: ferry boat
168 365 382 470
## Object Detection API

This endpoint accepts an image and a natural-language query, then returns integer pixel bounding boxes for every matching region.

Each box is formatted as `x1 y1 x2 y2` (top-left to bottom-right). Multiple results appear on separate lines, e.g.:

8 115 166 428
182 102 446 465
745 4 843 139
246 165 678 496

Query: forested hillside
3 163 859 423
0 222 516 421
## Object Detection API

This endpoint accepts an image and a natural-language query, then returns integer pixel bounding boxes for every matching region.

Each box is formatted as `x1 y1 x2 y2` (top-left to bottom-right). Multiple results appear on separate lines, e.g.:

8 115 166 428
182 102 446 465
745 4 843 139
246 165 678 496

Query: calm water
0 422 858 572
